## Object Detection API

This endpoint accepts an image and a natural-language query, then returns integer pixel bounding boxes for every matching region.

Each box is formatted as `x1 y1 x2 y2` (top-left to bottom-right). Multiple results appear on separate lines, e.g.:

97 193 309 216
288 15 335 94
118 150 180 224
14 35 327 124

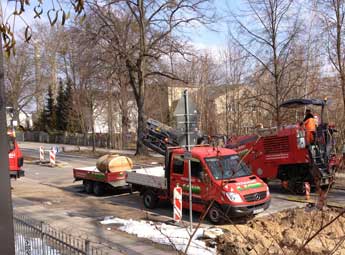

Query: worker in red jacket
302 109 316 145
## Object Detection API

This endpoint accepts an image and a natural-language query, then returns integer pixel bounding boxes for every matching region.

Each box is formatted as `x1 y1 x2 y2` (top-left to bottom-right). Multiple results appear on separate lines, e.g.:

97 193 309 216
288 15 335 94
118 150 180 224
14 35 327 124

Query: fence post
40 221 46 255
85 239 90 255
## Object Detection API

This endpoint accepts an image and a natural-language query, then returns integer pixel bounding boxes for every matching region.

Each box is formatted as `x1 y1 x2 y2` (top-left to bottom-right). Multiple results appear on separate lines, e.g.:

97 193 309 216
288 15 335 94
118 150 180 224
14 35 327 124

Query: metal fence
14 214 106 255
15 131 136 150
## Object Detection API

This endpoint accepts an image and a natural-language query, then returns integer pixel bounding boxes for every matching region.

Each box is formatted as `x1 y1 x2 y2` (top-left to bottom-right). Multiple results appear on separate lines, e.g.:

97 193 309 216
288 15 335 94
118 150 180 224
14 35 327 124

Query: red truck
8 131 24 178
227 99 338 194
126 146 270 224
73 119 271 224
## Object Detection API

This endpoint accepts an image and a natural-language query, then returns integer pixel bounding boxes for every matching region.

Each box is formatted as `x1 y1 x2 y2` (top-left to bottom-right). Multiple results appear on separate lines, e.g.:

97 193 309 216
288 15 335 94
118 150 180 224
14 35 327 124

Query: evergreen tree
46 84 57 131
64 78 73 131
55 78 74 132
56 80 66 131
33 109 48 131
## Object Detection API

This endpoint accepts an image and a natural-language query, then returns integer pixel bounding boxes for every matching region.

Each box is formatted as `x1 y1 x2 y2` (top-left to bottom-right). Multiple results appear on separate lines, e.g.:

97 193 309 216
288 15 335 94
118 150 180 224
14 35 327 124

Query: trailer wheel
208 205 225 225
83 180 94 194
93 182 105 196
143 190 158 209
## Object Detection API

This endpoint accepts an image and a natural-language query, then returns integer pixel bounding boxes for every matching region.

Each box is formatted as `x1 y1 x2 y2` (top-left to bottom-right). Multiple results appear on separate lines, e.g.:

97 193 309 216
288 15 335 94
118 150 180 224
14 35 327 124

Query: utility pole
0 34 16 254
183 90 193 232
175 89 198 233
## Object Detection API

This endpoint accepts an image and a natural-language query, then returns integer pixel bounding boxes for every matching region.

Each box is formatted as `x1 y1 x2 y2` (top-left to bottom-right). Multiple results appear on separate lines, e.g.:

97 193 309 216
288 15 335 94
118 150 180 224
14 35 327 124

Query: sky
0 0 239 49
186 0 240 50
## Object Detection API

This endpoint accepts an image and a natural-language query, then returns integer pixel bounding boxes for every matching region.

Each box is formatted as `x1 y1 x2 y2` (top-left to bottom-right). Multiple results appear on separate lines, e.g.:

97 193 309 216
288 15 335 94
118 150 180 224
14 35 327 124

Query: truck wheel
83 180 94 194
93 182 105 196
143 190 158 209
208 205 225 225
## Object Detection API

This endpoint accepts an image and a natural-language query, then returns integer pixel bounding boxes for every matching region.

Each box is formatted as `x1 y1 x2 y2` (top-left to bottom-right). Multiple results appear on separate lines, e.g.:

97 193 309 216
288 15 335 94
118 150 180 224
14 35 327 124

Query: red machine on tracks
227 99 338 194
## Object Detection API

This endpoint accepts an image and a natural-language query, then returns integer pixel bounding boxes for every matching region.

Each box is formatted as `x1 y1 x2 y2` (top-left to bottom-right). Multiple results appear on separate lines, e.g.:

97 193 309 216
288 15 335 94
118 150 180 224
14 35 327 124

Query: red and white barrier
173 185 182 222
50 150 56 166
39 146 45 162
304 182 310 200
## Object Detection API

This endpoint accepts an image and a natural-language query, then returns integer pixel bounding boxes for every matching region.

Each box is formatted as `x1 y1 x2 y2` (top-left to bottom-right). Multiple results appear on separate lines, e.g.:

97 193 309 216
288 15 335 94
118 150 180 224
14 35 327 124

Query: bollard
304 182 310 200
39 146 45 162
49 150 56 167
173 184 182 222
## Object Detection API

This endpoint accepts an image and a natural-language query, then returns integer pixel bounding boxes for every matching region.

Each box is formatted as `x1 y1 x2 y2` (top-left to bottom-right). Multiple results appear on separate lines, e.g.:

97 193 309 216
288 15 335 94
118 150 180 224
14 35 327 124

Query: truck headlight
226 192 243 202
266 187 270 196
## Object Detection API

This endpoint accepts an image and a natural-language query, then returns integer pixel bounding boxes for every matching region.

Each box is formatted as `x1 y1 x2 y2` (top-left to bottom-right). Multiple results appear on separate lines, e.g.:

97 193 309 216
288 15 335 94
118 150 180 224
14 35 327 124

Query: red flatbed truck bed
73 166 129 196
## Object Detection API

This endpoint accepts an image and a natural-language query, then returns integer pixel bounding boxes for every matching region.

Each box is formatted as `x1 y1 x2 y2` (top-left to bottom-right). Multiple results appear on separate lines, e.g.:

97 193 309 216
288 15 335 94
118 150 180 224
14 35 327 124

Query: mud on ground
217 207 345 255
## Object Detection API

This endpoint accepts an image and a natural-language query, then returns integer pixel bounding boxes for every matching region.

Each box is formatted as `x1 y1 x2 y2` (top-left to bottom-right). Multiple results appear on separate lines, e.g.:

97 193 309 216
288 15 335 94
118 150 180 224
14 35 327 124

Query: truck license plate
253 208 264 214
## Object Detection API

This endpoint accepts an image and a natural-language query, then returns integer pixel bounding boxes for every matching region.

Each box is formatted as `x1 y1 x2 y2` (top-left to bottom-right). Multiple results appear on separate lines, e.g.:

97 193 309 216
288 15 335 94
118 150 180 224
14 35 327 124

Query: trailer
73 166 130 196
73 164 163 196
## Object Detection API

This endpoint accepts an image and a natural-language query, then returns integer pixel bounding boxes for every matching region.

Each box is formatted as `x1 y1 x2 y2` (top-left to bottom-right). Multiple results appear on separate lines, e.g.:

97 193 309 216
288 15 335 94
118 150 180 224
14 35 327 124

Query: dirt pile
218 207 345 255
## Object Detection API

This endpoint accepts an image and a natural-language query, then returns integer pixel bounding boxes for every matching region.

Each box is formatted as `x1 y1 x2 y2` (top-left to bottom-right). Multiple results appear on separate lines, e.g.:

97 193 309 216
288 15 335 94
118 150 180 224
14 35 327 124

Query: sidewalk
12 177 176 255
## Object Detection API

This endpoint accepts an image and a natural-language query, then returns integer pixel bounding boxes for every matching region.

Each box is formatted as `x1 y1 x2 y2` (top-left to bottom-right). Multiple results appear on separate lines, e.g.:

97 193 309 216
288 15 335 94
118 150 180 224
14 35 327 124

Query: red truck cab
7 131 24 178
166 146 270 223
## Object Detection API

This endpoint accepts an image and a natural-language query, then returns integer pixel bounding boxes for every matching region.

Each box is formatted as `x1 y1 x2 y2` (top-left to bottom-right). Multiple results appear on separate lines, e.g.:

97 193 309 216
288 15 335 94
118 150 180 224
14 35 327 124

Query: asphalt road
12 141 345 254
18 142 345 218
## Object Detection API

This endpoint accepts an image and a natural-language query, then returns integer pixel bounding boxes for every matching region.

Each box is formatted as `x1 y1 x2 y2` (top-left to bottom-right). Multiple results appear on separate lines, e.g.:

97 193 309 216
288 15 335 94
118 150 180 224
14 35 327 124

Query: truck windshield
205 155 251 180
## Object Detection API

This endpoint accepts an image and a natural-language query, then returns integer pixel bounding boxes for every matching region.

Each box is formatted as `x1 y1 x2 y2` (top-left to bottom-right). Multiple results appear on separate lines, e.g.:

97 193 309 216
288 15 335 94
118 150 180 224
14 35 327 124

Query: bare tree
5 43 35 125
221 43 250 135
228 0 306 126
318 0 345 139
87 0 214 155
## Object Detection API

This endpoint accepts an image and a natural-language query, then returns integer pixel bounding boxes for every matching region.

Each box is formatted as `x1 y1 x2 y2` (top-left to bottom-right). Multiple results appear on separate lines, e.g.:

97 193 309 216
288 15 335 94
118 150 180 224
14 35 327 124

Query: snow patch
101 217 216 255
15 234 60 255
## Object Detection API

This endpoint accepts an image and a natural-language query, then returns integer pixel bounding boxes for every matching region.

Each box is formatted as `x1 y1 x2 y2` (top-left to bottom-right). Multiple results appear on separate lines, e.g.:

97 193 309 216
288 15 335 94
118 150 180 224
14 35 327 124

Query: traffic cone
282 180 289 190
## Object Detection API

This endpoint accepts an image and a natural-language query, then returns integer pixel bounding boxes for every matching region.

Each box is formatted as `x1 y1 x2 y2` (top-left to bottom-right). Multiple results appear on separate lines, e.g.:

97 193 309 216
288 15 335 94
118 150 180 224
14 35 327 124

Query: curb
25 159 69 168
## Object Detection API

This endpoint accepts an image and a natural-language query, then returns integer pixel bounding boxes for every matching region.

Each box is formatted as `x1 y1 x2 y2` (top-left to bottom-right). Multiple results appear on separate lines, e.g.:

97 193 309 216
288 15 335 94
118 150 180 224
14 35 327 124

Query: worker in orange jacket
302 109 316 145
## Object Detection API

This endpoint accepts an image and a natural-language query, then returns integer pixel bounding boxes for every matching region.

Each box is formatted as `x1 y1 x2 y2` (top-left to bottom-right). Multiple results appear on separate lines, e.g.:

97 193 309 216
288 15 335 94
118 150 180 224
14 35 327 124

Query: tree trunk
0 33 15 254
91 124 96 153
136 102 147 155
34 42 43 113
121 114 129 149
89 99 96 153
107 83 113 149
135 77 148 155
135 0 148 156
